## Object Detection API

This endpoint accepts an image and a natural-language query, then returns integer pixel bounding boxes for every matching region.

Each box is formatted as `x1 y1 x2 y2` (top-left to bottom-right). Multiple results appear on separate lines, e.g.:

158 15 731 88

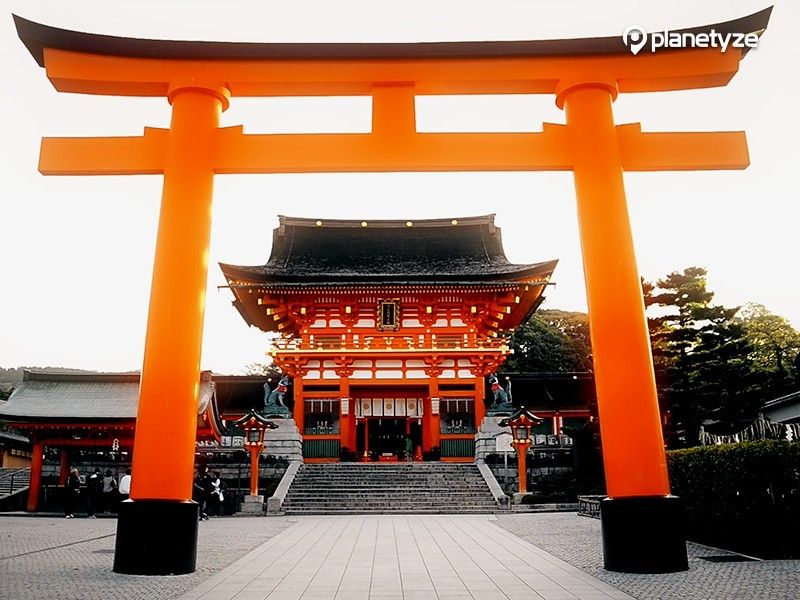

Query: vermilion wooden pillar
58 448 69 486
339 378 352 452
293 379 305 435
362 418 370 459
248 446 260 496
114 79 229 575
473 379 485 429
26 440 44 512
513 439 531 494
559 77 670 499
424 379 441 454
558 77 684 573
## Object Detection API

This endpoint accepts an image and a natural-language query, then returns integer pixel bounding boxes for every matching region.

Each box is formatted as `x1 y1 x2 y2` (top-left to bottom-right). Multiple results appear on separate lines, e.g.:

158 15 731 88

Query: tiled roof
0 371 214 422
0 430 30 444
220 215 557 284
763 390 800 410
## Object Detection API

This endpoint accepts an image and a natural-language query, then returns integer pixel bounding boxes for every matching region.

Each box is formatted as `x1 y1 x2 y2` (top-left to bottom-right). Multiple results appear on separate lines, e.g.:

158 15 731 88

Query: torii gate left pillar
13 8 771 575
113 79 228 574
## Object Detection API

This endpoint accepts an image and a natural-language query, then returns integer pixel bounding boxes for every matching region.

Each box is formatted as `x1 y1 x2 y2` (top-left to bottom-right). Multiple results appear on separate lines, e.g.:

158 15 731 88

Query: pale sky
0 0 795 374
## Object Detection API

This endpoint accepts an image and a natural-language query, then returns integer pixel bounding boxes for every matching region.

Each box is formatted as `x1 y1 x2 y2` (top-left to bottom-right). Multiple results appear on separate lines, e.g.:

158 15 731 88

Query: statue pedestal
263 419 303 462
240 495 264 515
263 405 292 418
474 416 512 461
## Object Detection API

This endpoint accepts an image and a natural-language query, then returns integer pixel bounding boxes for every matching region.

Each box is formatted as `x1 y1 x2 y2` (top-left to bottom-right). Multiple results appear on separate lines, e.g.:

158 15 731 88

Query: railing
271 334 511 353
304 423 340 435
440 423 477 435
440 438 475 458
577 495 605 519
532 434 573 447
0 468 31 498
303 438 341 459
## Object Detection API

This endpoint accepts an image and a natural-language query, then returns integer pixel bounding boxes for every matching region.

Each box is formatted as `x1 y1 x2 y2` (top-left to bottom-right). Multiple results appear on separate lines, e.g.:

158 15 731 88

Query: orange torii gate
14 8 771 575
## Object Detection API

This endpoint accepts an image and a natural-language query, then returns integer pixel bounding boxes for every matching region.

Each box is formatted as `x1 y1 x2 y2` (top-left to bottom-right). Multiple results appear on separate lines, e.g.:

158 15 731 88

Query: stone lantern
231 409 278 514
499 407 542 497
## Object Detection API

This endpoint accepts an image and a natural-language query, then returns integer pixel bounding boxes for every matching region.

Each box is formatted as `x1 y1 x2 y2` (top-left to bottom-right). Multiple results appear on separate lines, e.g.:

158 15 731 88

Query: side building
0 370 224 511
220 214 558 461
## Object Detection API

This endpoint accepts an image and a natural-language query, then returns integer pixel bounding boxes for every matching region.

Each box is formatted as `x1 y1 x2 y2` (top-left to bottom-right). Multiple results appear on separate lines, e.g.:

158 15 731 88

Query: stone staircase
282 463 498 515
0 468 30 500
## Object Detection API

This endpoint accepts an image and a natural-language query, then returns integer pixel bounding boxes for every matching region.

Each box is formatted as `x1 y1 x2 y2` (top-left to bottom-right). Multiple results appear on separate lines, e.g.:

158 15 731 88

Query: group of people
193 466 225 520
64 467 131 518
62 465 224 519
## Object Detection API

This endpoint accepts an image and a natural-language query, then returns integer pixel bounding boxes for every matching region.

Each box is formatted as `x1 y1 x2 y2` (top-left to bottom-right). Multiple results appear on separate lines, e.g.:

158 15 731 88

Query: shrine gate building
221 214 556 461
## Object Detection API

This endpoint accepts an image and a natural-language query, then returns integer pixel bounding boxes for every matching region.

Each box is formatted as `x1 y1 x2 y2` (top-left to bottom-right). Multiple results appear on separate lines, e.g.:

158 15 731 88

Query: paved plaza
0 513 797 600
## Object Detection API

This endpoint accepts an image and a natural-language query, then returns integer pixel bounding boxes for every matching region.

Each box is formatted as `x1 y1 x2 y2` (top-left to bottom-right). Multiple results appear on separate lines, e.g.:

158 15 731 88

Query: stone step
289 478 486 482
299 468 479 472
291 480 482 485
284 496 495 502
283 504 495 509
299 468 477 471
286 490 489 494
289 487 485 498
283 462 495 515
301 463 477 473
294 473 481 477
284 507 496 515
287 485 487 490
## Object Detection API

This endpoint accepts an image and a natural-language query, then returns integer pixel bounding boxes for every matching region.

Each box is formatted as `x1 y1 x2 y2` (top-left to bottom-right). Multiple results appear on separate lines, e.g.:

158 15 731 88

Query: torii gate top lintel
14 8 772 97
13 9 773 177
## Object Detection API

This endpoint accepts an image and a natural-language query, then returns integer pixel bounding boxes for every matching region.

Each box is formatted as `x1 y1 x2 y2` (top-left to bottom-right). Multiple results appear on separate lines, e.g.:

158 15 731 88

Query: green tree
688 305 761 426
644 267 760 446
736 303 800 394
242 362 282 378
506 309 592 372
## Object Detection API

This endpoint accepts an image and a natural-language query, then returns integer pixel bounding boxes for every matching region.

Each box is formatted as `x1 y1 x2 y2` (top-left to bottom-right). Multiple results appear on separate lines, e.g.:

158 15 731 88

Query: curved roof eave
220 259 558 286
14 9 772 67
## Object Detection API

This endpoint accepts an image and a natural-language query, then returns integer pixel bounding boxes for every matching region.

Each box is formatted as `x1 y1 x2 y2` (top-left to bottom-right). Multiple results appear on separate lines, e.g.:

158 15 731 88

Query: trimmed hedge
668 440 800 558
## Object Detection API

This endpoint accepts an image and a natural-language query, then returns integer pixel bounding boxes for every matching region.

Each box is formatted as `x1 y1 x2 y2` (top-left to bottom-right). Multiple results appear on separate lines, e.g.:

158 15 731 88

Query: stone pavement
494 513 800 600
178 516 632 600
1 512 798 599
0 515 293 600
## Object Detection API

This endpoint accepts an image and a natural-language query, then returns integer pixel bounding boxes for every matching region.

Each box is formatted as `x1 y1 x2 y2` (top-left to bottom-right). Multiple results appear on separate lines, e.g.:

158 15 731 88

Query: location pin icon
623 25 648 55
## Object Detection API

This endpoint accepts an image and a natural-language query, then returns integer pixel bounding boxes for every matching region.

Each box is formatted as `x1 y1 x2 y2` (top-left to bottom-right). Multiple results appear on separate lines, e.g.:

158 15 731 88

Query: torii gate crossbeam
13 7 771 576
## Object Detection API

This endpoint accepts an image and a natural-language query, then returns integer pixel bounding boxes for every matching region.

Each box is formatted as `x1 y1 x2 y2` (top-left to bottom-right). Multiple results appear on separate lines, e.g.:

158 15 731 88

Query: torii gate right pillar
559 76 686 573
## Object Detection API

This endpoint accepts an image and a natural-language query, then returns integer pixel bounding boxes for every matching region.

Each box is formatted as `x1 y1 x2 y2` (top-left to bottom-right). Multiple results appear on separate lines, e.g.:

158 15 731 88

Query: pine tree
644 267 759 446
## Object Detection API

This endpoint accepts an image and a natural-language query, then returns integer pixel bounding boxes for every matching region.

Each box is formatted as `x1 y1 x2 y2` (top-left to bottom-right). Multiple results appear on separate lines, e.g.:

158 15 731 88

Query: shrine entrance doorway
370 418 405 458
356 417 423 460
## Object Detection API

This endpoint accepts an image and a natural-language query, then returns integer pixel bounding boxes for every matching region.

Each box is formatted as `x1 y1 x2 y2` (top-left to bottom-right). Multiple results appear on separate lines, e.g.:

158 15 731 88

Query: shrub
484 452 501 464
528 473 578 503
423 446 440 461
261 454 289 467
484 452 515 465
667 440 800 558
339 446 357 462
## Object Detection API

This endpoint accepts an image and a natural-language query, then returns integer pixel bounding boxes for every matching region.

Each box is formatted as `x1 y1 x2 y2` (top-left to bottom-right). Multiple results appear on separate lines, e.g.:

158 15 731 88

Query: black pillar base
600 495 688 573
113 499 199 575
